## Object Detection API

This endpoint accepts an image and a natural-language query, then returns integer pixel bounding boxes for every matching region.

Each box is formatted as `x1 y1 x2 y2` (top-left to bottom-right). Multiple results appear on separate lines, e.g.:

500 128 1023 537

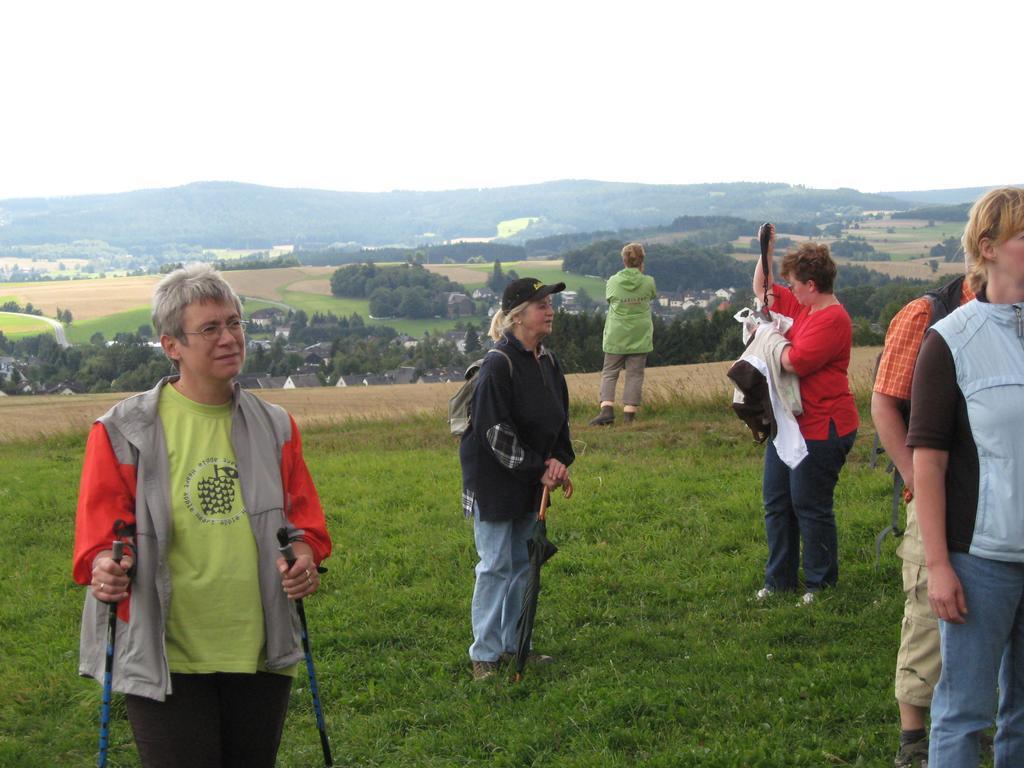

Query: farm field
427 260 607 297
0 275 159 321
496 216 540 238
0 311 55 339
0 348 931 767
0 348 880 443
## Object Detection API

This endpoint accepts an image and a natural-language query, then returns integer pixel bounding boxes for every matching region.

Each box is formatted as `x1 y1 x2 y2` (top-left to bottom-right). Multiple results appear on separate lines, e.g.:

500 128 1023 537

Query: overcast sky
1 0 1019 200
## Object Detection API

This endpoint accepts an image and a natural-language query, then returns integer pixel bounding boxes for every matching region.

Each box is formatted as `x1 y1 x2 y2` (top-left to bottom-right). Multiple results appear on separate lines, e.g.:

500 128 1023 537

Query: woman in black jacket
460 278 575 681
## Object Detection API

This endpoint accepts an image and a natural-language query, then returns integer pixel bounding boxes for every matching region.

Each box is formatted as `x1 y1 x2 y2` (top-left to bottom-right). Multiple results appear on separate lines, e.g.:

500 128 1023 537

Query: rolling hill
0 180 910 250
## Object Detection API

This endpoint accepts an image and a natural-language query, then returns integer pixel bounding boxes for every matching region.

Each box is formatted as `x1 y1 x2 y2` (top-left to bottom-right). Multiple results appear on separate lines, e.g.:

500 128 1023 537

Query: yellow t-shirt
160 384 269 674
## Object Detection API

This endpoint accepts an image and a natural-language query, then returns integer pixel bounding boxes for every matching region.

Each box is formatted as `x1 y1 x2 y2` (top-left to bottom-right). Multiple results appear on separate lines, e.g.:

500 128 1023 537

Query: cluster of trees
0 300 43 316
297 242 527 267
486 261 520 293
830 236 884 260
562 240 752 293
0 332 169 394
214 254 301 271
893 204 970 222
330 263 471 319
930 237 963 262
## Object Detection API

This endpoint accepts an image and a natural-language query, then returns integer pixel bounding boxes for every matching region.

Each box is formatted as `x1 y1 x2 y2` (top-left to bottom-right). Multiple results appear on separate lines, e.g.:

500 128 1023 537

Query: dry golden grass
221 267 335 300
422 264 488 283
0 275 160 320
281 277 333 296
0 268 341 320
0 349 880 443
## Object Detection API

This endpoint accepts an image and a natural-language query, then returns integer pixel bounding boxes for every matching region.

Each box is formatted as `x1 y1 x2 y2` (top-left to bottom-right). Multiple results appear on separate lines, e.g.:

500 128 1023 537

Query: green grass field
65 307 153 343
0 388 950 767
497 217 540 239
0 312 55 339
457 261 607 297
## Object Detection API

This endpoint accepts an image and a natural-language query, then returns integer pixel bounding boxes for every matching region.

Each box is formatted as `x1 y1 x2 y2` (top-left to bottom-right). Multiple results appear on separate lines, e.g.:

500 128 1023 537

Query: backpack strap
924 274 966 328
486 346 513 378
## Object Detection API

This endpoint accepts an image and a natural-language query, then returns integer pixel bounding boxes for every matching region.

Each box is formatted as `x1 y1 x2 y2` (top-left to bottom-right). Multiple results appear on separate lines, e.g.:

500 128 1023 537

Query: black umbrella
513 480 573 682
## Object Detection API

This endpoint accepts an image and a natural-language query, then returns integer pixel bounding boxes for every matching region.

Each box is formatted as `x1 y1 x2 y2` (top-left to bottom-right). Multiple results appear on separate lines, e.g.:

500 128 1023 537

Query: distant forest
0 180 912 252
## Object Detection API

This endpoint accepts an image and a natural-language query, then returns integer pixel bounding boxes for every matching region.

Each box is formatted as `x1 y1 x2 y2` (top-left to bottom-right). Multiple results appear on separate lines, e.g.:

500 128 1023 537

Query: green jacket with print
602 268 656 355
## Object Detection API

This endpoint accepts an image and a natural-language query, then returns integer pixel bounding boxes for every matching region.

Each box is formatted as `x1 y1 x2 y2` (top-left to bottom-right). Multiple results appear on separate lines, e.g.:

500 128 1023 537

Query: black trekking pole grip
98 540 125 768
757 222 774 319
276 528 333 767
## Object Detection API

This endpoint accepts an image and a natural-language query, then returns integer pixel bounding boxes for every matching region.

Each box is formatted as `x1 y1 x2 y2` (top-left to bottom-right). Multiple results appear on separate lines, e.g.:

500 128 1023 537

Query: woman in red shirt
752 230 859 604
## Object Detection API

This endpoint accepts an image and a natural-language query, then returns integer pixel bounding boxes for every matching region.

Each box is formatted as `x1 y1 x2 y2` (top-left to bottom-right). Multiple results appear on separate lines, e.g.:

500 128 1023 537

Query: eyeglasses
181 319 248 342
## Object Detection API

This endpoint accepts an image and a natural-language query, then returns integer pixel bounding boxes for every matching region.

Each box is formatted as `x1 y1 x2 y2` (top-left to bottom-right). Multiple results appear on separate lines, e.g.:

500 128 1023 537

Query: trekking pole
757 222 774 321
98 540 124 768
276 528 333 767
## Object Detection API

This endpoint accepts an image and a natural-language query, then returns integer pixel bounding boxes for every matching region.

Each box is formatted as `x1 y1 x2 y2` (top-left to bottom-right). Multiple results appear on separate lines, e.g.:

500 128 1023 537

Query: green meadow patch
0 311 55 339
0 391 926 766
64 306 153 343
497 217 540 239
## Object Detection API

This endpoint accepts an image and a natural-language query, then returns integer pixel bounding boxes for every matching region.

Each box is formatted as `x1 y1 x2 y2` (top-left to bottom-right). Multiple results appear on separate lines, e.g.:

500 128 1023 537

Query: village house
248 307 285 329
235 373 274 390
283 373 322 389
445 292 475 319
472 287 496 301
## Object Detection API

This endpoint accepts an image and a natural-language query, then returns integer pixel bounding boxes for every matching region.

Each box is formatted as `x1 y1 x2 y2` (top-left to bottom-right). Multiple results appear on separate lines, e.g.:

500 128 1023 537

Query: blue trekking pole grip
98 540 124 768
277 528 333 767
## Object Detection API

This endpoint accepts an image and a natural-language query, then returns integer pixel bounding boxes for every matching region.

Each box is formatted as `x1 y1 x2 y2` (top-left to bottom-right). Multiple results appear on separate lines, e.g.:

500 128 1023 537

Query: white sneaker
755 587 774 601
799 591 816 606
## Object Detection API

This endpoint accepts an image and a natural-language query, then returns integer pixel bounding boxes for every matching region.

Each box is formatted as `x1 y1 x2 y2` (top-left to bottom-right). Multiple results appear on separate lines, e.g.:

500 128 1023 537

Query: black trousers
125 672 292 768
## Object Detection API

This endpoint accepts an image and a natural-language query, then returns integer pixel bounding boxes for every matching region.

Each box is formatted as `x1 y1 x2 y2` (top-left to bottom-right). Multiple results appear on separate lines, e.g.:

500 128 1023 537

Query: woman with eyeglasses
72 263 332 767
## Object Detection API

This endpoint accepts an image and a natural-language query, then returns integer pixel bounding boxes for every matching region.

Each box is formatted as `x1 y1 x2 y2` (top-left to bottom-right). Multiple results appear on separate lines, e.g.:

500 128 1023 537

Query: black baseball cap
501 277 567 312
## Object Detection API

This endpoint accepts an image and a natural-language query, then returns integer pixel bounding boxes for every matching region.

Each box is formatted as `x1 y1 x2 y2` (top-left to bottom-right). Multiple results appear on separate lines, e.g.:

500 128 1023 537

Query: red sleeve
281 416 332 564
72 423 138 585
787 309 852 378
771 284 800 318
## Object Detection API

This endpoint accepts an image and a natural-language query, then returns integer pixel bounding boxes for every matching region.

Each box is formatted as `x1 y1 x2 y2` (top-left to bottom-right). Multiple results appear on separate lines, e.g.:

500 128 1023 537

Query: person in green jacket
589 243 657 426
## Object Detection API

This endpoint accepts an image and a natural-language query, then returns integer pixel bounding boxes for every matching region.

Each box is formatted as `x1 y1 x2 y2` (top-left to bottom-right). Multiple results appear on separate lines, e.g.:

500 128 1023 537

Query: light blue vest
932 299 1024 561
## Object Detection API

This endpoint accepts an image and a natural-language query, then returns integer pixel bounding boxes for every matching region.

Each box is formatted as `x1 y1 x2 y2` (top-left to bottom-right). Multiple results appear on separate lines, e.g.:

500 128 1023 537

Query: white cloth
733 308 807 468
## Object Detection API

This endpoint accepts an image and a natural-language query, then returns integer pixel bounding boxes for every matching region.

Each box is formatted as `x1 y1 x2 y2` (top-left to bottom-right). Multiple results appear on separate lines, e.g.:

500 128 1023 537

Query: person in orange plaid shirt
872 274 974 767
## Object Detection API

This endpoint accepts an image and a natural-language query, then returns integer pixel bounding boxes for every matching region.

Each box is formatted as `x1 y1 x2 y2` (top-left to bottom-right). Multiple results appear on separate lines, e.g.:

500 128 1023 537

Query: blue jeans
762 421 855 592
929 552 1024 767
469 504 532 662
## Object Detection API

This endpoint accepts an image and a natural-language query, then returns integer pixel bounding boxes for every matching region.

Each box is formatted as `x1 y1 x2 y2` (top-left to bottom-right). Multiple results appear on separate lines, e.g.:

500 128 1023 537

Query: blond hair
622 242 645 268
962 187 1024 293
487 301 529 341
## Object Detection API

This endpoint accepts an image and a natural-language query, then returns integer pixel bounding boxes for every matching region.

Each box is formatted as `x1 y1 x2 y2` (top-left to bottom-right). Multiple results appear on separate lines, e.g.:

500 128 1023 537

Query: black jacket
459 333 575 522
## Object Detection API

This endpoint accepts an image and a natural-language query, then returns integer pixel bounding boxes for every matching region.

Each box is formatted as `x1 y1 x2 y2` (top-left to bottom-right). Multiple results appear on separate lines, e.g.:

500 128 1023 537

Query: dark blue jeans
762 421 856 592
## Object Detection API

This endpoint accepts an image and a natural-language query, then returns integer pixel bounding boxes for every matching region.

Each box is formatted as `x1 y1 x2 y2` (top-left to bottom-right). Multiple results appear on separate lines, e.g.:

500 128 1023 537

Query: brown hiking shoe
623 411 636 424
894 737 928 767
589 405 614 426
471 661 498 681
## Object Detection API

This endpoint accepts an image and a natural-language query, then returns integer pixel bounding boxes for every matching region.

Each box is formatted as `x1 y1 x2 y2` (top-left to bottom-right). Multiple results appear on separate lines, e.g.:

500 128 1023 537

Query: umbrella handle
538 485 551 521
562 477 574 500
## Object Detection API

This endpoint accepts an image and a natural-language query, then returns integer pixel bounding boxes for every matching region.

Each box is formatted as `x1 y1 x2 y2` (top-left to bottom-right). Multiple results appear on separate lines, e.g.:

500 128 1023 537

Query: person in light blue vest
909 187 1024 767
589 243 657 426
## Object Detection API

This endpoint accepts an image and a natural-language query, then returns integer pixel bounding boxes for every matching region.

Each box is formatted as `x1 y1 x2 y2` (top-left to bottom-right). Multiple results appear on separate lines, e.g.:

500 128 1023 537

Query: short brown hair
621 243 645 269
962 187 1024 293
780 242 837 294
